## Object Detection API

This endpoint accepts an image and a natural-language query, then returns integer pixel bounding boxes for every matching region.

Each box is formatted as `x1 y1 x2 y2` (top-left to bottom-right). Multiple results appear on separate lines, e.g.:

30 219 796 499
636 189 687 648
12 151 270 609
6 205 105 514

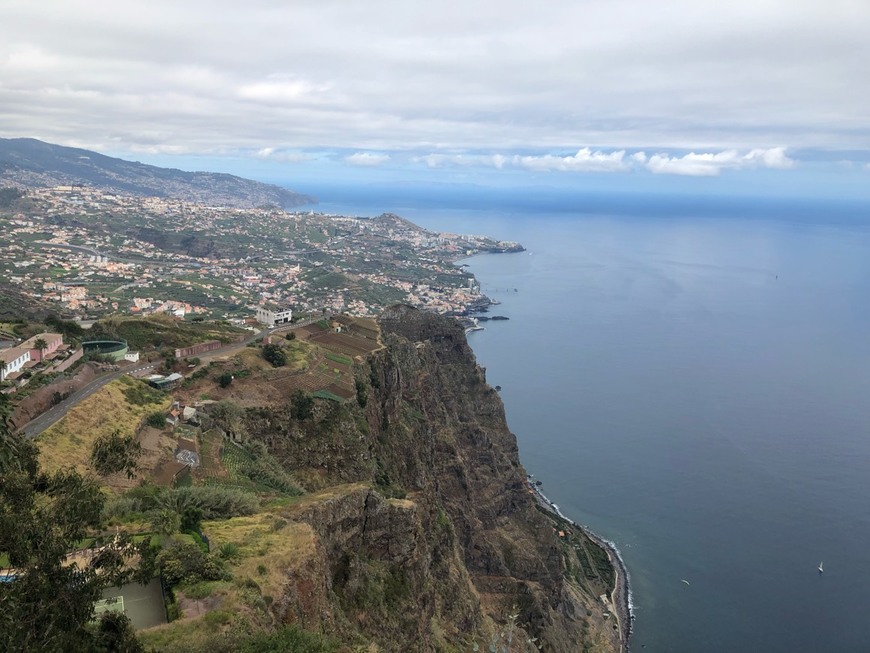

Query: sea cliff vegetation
1 307 622 652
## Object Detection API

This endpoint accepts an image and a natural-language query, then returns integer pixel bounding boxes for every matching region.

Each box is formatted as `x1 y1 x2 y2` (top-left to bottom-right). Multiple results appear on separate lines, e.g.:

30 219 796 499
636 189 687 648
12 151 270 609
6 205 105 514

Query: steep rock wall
249 306 622 652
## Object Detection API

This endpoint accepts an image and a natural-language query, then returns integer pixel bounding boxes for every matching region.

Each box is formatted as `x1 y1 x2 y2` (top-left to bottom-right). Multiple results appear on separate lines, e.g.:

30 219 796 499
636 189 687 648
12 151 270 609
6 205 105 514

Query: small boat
818 562 824 573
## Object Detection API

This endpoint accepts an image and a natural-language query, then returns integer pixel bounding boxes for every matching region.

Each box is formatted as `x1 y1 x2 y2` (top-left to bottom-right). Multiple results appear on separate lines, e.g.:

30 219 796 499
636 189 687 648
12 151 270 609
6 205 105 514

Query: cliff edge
237 306 624 652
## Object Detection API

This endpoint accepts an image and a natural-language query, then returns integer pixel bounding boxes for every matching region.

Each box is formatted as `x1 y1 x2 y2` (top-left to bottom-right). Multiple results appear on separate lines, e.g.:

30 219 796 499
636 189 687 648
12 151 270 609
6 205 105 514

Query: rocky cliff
243 306 623 652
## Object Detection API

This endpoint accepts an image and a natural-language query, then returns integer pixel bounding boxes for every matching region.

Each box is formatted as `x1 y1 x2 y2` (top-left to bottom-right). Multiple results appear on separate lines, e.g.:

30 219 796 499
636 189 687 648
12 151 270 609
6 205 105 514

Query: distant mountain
0 138 314 209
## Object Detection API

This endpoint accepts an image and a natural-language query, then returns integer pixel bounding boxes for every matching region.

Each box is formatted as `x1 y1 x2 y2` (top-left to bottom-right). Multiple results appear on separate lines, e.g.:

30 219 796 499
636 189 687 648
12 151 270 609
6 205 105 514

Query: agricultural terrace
177 315 382 407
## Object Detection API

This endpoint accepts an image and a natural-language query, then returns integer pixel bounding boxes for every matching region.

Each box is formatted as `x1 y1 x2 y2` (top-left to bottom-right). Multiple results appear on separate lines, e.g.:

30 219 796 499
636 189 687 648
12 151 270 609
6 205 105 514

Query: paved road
17 364 155 439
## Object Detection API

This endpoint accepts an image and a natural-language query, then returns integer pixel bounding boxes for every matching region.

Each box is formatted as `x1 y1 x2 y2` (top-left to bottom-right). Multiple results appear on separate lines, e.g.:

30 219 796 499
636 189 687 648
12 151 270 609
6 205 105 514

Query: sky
2 0 870 202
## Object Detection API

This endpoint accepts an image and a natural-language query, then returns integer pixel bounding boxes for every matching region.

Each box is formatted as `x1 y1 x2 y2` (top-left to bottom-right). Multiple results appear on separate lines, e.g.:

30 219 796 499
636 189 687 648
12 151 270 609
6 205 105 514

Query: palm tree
33 337 47 361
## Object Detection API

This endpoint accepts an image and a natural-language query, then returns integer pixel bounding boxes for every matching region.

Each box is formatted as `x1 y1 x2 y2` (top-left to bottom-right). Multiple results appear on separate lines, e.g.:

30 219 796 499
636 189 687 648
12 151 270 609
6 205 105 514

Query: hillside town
0 186 522 322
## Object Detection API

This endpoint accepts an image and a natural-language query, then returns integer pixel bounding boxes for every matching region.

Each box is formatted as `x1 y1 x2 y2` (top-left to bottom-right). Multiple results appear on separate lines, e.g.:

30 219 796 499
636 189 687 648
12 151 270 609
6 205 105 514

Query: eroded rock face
252 306 622 652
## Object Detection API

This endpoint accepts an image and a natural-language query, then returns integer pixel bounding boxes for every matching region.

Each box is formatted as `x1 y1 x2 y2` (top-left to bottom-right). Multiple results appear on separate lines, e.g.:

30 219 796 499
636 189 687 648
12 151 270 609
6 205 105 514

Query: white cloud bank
514 148 630 172
644 147 796 176
345 152 391 167
413 147 795 176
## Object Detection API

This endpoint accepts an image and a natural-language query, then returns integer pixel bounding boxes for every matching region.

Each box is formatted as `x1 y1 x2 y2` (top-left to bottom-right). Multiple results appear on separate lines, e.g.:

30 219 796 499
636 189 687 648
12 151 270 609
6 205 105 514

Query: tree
90 430 143 479
261 343 287 367
210 400 247 440
180 506 204 533
149 508 181 537
0 358 7 382
217 372 234 388
290 390 314 421
34 337 48 360
0 393 152 652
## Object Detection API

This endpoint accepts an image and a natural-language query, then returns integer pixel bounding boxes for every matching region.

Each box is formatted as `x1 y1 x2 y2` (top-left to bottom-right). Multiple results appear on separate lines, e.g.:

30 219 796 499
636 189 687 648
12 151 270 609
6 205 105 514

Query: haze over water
319 192 870 652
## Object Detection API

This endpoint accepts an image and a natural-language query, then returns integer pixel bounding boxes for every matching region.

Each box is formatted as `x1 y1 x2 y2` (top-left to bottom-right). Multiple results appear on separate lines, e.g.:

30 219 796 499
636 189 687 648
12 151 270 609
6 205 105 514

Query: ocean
309 191 870 652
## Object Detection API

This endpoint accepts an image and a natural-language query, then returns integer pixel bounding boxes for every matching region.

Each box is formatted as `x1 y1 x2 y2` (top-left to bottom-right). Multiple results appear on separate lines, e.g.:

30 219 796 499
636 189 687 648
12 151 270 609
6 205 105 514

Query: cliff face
247 306 622 652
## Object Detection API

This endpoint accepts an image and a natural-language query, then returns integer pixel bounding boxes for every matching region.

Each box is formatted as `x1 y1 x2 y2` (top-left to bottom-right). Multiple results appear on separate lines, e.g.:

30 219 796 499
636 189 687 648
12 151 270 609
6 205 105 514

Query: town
1 185 523 323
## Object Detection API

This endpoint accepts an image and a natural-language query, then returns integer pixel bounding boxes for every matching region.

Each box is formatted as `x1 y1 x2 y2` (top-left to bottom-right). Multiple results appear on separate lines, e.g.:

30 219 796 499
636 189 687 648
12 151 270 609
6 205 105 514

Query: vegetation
89 316 246 352
261 343 286 367
290 389 314 421
157 540 228 586
218 371 234 388
37 377 171 474
0 392 152 652
210 400 247 440
90 429 142 478
324 351 352 366
139 621 339 653
119 376 167 406
146 410 167 428
137 485 261 521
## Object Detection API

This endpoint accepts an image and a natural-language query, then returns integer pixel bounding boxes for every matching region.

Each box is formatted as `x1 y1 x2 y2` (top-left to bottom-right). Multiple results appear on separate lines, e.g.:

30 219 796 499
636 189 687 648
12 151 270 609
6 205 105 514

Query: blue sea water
310 190 870 652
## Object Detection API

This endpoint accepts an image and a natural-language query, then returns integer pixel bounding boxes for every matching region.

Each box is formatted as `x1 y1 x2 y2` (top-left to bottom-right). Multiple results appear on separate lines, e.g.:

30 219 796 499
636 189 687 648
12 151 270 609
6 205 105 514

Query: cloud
513 148 630 172
345 152 391 167
0 2 867 162
645 147 796 176
256 148 313 163
414 153 508 169
237 76 334 104
411 147 796 176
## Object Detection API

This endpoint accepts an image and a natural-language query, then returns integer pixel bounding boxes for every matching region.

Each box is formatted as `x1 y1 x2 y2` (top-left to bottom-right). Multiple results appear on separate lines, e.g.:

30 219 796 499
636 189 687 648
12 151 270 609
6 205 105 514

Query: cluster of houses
0 332 66 382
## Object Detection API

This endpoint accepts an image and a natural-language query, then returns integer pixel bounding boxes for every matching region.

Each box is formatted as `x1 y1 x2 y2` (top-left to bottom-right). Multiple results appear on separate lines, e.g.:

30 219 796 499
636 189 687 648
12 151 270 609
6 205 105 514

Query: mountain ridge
0 137 314 209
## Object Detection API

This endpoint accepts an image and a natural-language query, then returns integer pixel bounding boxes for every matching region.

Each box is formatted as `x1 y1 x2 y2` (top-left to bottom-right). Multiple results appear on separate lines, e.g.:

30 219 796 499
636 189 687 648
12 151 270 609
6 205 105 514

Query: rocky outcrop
249 306 622 652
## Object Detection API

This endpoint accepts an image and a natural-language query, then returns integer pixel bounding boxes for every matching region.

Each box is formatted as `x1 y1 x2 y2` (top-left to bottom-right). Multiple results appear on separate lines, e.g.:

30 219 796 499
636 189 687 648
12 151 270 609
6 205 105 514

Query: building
255 305 293 326
21 332 64 362
0 346 30 381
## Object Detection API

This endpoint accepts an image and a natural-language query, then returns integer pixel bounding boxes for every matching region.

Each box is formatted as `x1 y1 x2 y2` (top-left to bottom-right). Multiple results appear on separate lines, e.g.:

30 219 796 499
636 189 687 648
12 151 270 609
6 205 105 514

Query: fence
174 340 222 359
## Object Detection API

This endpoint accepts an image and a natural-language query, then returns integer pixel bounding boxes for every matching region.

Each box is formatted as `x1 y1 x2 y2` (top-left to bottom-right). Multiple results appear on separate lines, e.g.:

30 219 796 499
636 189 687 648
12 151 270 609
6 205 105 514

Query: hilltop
0 138 313 209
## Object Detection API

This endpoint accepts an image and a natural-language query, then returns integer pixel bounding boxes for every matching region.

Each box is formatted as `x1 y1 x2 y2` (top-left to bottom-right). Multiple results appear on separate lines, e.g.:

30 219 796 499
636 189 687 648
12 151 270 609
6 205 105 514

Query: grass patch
324 351 353 366
204 513 317 603
37 378 171 474
311 390 344 402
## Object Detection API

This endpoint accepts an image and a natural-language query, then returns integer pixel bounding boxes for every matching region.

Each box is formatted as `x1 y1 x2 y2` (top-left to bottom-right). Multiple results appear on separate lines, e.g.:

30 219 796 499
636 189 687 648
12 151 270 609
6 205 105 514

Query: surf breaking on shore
526 475 633 650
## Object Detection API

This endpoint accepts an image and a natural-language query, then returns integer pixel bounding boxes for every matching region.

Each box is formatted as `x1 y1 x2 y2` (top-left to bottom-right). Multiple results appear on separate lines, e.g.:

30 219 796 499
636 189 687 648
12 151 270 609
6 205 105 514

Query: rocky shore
528 478 632 651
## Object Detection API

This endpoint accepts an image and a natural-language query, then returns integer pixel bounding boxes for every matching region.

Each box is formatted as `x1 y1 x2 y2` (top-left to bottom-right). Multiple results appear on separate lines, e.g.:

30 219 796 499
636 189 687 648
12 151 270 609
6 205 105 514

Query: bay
315 195 870 652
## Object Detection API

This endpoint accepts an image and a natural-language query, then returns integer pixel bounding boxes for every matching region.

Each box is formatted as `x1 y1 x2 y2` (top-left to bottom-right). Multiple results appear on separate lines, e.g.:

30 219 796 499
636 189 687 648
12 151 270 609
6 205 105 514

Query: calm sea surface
316 196 870 652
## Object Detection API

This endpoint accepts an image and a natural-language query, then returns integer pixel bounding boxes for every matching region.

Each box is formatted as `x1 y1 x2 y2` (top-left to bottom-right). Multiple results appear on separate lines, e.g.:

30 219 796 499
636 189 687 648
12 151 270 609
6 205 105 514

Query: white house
255 305 293 327
0 346 31 381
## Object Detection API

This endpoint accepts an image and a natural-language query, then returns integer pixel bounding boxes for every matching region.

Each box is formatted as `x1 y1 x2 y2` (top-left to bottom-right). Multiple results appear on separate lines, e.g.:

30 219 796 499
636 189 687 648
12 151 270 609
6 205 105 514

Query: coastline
527 477 633 651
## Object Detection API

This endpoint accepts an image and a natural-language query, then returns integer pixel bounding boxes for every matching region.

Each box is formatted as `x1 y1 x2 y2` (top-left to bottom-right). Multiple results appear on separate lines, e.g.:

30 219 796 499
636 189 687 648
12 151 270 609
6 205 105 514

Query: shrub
159 486 260 520
122 381 166 406
261 343 286 367
290 389 313 421
218 542 241 562
157 541 228 586
146 411 167 428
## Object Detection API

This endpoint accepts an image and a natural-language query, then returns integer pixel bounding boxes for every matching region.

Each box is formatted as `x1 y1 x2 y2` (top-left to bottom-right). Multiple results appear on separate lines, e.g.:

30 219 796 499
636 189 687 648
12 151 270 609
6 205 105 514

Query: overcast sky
2 0 869 198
